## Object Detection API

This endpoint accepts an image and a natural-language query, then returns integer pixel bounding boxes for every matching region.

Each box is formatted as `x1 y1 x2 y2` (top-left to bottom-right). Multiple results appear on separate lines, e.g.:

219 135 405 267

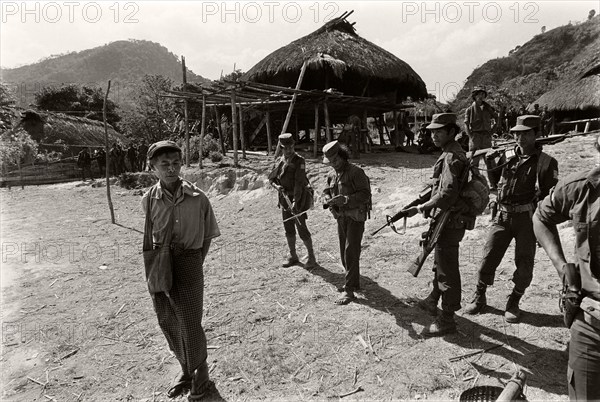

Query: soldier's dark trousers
433 226 465 312
477 211 536 291
568 313 600 401
282 209 311 241
337 216 364 292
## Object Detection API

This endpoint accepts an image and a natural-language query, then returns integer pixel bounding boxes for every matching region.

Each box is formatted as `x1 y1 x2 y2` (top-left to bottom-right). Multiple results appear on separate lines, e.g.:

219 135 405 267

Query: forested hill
450 14 600 111
1 39 209 106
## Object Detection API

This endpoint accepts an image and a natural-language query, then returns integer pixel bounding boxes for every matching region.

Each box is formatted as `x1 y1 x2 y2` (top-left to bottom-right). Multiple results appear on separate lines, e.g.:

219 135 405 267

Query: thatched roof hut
18 110 127 148
244 13 427 103
531 64 600 114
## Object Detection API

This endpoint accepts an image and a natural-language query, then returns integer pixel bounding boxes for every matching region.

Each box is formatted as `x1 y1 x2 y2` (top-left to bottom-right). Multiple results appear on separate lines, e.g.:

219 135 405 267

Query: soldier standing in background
465 87 499 190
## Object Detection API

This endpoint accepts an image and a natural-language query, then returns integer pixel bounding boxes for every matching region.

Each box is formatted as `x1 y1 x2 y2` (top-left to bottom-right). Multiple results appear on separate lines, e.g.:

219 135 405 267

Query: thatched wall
19 110 128 147
244 16 427 102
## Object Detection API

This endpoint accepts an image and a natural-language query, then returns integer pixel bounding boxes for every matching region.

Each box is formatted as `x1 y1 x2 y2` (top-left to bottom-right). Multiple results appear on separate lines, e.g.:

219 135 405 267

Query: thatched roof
244 13 427 102
531 64 600 112
18 110 128 146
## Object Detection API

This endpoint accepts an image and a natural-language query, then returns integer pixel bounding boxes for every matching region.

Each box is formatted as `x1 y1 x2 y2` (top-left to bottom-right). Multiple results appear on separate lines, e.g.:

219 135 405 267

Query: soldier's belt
499 203 534 214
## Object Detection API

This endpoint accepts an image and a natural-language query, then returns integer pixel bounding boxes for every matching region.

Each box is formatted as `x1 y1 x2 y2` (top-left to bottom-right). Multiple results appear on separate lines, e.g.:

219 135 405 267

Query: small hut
530 64 600 132
240 12 427 151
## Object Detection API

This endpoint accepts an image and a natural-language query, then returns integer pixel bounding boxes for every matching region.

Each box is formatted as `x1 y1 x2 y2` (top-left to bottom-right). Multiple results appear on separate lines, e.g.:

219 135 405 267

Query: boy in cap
269 133 318 269
404 113 473 336
533 135 600 401
464 86 499 189
142 140 221 399
322 141 371 305
464 115 558 322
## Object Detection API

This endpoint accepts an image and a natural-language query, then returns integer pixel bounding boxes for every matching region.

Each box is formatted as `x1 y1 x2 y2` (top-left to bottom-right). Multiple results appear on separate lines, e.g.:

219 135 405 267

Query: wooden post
392 110 399 147
182 56 190 167
294 113 299 141
103 80 115 224
239 104 246 159
266 110 272 155
324 101 331 143
275 60 308 157
363 109 370 153
199 94 206 169
231 91 239 167
313 103 319 158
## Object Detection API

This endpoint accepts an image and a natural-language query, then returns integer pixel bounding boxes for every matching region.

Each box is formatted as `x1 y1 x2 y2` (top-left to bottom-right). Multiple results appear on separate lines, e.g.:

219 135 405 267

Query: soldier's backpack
459 165 490 217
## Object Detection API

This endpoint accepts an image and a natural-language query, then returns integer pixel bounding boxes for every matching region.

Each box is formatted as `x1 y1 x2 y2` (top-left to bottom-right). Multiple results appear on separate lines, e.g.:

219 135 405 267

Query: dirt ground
1 136 597 401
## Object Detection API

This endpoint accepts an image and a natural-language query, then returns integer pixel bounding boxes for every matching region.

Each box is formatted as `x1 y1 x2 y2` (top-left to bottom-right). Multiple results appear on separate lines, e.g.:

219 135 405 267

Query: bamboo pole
103 80 115 224
199 94 206 169
239 104 246 159
275 60 308 157
182 56 190 167
313 103 319 158
266 110 272 155
392 110 399 147
231 91 239 167
324 101 331 143
213 106 226 155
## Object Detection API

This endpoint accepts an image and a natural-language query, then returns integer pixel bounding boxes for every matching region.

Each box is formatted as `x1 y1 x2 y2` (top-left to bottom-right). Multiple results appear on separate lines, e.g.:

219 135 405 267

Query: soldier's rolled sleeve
535 184 570 226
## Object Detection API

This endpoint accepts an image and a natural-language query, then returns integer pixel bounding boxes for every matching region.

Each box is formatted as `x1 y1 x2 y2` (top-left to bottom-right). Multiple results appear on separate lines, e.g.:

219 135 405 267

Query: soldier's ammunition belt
499 203 534 213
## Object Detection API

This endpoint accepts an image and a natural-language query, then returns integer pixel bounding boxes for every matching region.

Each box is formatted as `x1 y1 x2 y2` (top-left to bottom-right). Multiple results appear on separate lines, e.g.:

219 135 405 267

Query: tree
0 128 38 174
34 84 120 127
120 74 176 142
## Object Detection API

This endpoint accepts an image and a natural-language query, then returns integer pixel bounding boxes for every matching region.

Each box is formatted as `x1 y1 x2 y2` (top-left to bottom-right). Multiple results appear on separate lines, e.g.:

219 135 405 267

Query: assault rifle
469 130 600 160
270 182 302 225
371 185 432 236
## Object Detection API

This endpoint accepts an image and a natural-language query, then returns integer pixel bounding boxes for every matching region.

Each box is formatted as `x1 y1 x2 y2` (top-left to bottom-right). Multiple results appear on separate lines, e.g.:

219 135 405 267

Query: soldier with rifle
269 133 318 270
464 115 559 323
322 141 371 305
403 113 475 336
533 134 600 401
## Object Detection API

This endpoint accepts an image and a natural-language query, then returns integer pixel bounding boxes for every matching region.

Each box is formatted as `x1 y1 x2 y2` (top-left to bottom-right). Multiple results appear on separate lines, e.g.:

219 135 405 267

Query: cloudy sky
1 1 597 102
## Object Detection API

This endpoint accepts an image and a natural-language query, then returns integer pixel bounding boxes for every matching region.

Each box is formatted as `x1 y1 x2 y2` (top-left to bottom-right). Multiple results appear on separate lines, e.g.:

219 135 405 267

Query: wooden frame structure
163 79 412 167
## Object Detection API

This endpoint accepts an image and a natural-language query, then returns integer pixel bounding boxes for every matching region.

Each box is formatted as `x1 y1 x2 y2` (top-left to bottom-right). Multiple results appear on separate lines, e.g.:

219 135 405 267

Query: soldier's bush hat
322 140 340 163
147 140 181 159
426 113 457 129
278 133 295 147
471 86 488 98
510 115 541 132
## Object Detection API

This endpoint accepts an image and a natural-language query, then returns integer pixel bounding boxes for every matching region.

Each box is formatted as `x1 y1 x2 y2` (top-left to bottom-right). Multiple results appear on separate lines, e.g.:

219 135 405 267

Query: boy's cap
147 140 181 159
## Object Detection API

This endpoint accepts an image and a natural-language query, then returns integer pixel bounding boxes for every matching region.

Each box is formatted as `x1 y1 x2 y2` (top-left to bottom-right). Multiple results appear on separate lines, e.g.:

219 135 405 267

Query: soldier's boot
302 238 318 270
282 236 300 267
418 288 441 316
505 289 524 323
423 310 457 337
464 281 488 315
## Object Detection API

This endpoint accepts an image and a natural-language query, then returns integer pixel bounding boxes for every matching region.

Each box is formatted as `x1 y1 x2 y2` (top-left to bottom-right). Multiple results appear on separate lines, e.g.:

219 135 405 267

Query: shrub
202 137 220 158
209 151 223 162
117 171 157 189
